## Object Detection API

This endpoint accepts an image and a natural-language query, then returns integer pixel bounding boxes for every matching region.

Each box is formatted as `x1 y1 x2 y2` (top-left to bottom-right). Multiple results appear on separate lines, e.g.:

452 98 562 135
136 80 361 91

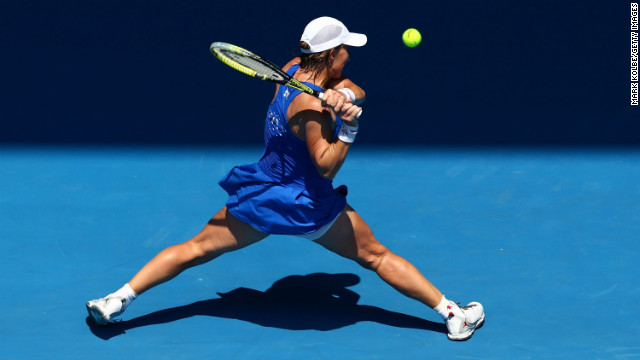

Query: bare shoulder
282 57 301 73
271 58 302 102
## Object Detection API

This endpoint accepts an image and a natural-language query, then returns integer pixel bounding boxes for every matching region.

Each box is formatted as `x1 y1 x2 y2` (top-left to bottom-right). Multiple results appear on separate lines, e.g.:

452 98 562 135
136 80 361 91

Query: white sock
110 283 137 308
433 295 452 320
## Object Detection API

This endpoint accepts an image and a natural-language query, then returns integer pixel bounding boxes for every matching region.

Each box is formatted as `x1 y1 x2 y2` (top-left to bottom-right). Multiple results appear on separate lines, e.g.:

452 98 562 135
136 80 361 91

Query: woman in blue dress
87 16 484 341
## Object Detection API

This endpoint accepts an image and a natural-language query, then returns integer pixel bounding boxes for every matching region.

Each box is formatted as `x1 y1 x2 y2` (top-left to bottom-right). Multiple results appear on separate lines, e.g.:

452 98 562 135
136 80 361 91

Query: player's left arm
325 77 366 105
281 57 365 104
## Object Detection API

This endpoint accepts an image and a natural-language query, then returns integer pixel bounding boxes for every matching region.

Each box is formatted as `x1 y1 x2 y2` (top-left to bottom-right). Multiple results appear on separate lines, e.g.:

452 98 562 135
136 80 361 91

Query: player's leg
87 206 268 324
313 205 443 307
313 204 484 341
128 206 268 294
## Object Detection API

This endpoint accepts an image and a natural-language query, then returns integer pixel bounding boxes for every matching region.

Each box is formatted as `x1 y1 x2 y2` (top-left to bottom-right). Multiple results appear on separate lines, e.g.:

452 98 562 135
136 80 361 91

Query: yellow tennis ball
402 28 422 48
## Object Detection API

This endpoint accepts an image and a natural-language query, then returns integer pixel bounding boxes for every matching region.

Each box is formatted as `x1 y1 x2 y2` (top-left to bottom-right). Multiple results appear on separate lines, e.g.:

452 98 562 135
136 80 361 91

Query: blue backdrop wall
1 0 638 146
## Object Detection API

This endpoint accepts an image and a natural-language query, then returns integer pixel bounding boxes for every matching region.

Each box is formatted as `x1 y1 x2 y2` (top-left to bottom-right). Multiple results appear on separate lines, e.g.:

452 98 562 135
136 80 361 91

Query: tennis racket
209 42 361 117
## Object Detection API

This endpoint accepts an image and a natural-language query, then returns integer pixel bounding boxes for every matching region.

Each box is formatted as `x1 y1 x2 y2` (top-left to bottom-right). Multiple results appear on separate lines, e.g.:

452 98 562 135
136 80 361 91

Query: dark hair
298 41 340 75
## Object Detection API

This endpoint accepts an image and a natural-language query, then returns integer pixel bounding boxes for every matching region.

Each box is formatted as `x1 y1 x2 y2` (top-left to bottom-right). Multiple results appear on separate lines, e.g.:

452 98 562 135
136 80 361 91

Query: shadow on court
87 272 446 340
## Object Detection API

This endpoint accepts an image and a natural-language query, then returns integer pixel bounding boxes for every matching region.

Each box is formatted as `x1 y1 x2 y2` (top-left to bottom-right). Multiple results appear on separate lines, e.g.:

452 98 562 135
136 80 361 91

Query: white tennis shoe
445 301 485 341
86 296 126 325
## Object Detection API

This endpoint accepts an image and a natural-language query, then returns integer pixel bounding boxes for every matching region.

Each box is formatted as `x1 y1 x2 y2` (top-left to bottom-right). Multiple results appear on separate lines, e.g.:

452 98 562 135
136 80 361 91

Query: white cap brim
344 32 367 47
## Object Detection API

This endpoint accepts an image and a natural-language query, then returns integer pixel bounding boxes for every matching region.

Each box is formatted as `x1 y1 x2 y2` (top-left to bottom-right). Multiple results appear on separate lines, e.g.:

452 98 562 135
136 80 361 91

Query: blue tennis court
1 146 638 359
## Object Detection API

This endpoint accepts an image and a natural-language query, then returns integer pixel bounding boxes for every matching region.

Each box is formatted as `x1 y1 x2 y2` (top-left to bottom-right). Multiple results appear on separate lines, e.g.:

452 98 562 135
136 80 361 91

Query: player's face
328 46 350 78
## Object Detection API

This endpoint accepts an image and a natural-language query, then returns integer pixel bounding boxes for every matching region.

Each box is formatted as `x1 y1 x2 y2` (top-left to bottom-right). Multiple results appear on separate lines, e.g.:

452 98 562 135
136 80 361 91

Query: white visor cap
300 16 367 54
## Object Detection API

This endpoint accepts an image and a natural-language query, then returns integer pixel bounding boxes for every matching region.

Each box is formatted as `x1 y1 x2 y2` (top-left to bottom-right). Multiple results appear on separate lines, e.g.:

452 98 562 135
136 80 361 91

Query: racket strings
218 49 285 81
211 42 317 96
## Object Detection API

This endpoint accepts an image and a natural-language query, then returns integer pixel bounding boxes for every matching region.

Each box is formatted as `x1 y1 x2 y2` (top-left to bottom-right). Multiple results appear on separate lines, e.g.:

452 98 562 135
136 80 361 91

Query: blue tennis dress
219 64 347 235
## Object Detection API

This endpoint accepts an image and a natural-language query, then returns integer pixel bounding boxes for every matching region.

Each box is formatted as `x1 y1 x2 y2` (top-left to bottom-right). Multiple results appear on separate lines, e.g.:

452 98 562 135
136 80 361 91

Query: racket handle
317 92 362 119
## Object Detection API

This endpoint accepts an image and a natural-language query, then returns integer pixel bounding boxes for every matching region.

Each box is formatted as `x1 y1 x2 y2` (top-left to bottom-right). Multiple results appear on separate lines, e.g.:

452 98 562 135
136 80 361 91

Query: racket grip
317 92 362 119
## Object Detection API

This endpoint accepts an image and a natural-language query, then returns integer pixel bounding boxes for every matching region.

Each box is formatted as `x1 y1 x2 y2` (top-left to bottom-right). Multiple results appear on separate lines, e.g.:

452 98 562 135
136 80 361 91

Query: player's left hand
336 102 361 126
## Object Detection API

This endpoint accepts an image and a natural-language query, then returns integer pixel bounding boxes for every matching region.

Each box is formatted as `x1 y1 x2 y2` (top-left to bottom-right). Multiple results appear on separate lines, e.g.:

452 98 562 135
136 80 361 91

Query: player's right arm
288 93 361 179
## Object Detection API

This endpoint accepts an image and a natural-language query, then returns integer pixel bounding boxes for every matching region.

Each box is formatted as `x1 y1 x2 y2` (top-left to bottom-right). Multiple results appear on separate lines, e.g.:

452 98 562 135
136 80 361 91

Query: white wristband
337 122 359 143
337 88 356 103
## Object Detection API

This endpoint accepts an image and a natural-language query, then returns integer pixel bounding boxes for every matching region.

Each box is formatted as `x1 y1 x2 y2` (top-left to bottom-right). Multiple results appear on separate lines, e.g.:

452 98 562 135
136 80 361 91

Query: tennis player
86 16 484 341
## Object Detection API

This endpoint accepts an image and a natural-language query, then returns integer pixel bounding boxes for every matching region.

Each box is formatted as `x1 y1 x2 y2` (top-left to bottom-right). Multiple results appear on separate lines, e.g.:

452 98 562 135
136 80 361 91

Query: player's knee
185 232 221 264
186 239 208 259
359 244 390 271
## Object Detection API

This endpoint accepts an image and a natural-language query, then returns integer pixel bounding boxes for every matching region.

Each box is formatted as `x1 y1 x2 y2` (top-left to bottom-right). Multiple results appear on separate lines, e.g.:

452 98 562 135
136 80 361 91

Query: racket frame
210 42 362 118
210 42 322 98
